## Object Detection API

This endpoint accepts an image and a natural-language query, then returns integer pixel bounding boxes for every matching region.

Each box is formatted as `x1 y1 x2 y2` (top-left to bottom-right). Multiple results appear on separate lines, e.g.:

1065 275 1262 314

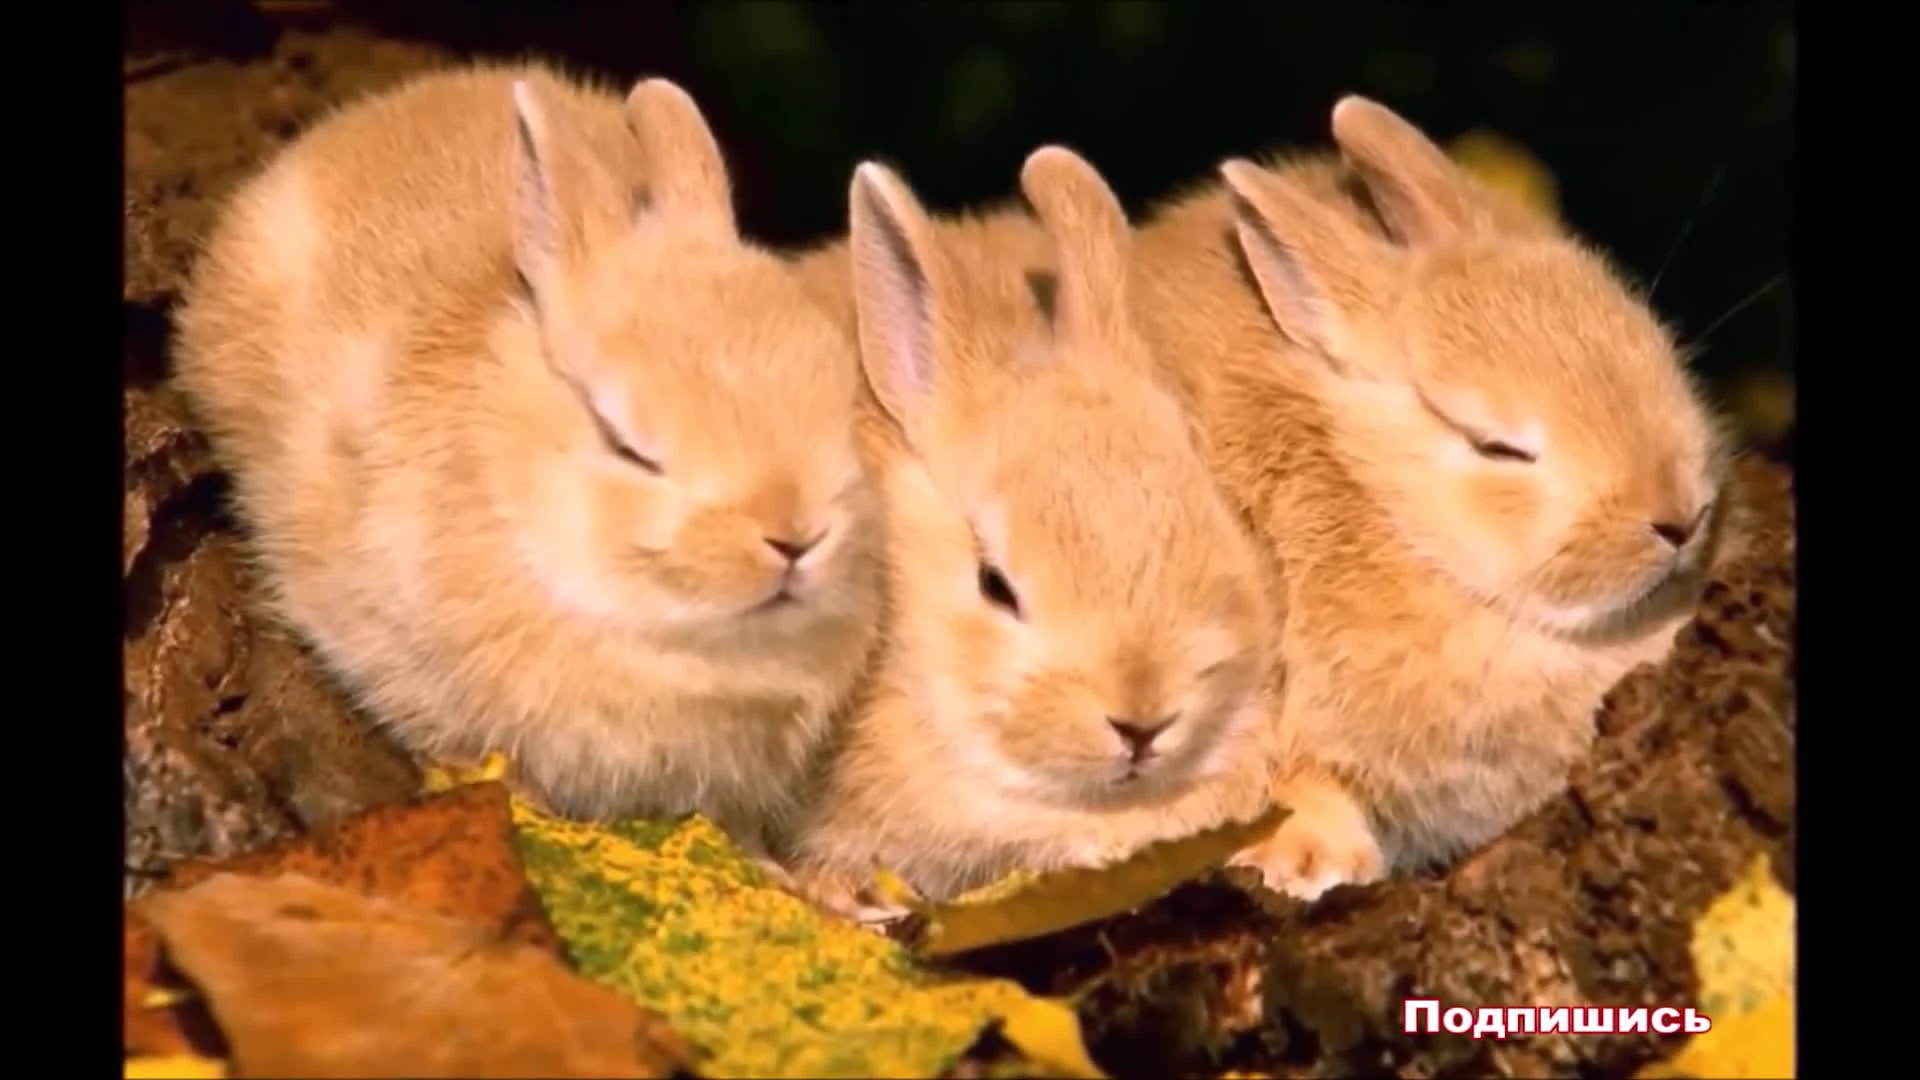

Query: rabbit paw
781 864 913 929
1232 789 1386 902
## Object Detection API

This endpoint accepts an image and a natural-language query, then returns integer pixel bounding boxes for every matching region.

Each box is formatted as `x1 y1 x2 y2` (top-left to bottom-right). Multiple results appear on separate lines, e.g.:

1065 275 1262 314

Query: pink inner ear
883 296 934 400
510 112 562 285
1229 206 1343 356
851 204 940 422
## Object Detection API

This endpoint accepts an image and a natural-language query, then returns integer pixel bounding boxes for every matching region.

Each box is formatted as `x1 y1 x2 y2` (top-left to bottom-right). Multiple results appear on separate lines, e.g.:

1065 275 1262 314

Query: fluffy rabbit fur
785 148 1278 906
1132 97 1729 899
172 64 883 853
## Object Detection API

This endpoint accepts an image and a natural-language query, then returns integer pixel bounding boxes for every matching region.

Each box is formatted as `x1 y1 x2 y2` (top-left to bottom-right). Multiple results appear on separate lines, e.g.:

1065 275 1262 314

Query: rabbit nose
764 531 825 564
1108 714 1178 762
1650 503 1710 549
1650 520 1692 548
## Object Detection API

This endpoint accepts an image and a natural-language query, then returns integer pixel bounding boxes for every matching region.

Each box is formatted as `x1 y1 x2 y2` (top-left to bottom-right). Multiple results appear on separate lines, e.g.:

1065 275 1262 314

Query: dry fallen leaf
163 781 562 952
125 910 207 1058
1637 855 1794 1079
123 1054 228 1079
138 872 694 1079
905 805 1287 958
125 782 562 1058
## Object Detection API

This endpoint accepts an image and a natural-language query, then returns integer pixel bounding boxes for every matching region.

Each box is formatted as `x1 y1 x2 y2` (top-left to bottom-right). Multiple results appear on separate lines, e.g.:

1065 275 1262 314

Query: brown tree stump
122 26 449 896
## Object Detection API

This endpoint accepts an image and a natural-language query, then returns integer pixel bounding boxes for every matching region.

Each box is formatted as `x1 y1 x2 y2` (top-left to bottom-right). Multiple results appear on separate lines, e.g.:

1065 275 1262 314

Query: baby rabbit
785 147 1278 906
1132 97 1728 899
171 64 883 855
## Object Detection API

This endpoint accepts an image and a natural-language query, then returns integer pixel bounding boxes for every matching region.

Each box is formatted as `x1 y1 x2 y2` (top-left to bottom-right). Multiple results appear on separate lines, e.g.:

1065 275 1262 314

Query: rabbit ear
1219 157 1392 374
1018 146 1134 354
1330 96 1549 244
624 78 736 238
510 79 629 308
847 160 951 438
1328 96 1474 246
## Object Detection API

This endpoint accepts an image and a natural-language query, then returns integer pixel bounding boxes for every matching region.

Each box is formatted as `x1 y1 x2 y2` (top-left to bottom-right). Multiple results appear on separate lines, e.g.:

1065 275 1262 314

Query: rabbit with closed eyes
1131 97 1729 900
171 64 883 856
783 147 1279 909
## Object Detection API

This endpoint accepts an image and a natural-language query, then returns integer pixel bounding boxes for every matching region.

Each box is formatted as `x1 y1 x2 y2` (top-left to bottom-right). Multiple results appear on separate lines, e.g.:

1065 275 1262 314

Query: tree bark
122 26 442 897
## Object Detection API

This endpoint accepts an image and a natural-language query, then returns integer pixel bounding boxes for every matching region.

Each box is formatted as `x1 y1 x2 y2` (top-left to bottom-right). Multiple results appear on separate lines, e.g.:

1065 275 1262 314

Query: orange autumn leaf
124 915 206 1059
163 781 562 952
124 782 561 1057
138 872 695 1079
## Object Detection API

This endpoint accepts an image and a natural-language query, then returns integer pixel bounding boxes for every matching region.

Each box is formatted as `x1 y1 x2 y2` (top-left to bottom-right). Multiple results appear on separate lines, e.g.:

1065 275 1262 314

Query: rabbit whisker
1685 272 1786 349
1648 164 1725 302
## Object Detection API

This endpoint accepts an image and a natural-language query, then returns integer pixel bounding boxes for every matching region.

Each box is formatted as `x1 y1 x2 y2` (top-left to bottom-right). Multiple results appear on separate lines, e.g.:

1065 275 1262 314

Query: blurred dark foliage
134 0 1794 451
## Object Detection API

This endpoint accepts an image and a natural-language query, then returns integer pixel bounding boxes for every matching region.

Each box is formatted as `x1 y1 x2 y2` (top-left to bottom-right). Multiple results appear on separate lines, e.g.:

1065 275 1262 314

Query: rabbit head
1221 96 1727 642
496 78 875 649
850 147 1273 809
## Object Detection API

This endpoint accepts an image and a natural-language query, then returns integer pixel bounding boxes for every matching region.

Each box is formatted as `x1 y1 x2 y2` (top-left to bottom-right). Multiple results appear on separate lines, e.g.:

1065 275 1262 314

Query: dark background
136 0 1796 452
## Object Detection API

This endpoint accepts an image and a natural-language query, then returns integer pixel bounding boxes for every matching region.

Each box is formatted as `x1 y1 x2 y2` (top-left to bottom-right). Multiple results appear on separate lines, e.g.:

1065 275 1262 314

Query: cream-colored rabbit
1132 97 1729 900
171 64 883 855
784 147 1278 907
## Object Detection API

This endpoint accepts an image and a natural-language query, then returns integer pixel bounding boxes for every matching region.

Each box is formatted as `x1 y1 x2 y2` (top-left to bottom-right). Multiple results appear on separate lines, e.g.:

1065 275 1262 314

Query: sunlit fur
172 64 882 851
1133 97 1729 888
787 149 1277 902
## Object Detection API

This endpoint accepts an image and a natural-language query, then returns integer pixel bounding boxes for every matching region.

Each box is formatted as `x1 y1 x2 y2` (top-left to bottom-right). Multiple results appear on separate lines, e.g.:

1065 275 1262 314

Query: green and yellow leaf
511 799 1106 1079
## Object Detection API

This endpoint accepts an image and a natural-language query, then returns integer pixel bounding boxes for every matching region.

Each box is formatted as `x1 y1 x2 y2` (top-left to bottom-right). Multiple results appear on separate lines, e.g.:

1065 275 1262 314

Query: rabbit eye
1418 391 1537 465
609 440 663 473
1468 435 1537 464
977 562 1022 618
589 410 663 474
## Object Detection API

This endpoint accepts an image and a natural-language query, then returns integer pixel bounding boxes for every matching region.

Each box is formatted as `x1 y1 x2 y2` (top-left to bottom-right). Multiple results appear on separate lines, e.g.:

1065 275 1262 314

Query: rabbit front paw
1231 788 1386 902
782 863 913 929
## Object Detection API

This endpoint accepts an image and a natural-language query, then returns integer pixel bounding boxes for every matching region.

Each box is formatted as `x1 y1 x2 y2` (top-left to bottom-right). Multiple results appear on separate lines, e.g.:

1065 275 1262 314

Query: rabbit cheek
1171 686 1259 782
503 458 653 612
1523 512 1676 630
590 476 678 553
950 622 1025 736
663 502 794 610
999 677 1118 792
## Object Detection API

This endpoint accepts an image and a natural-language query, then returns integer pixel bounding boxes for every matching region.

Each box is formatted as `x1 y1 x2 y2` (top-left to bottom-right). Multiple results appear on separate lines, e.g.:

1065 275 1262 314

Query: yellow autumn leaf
1638 855 1794 1079
998 994 1110 1078
906 804 1287 958
948 866 1050 908
869 867 925 909
138 986 196 1009
123 1055 227 1079
1450 129 1561 220
1727 369 1795 443
419 750 511 793
510 798 1106 1079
